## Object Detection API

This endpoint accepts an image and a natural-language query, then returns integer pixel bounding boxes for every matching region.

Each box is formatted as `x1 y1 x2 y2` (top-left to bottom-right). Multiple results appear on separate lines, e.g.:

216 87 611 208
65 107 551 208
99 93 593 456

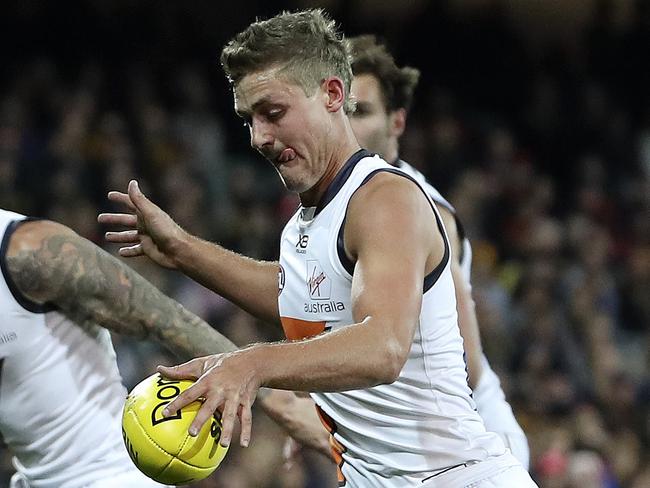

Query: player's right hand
259 390 332 459
98 180 185 269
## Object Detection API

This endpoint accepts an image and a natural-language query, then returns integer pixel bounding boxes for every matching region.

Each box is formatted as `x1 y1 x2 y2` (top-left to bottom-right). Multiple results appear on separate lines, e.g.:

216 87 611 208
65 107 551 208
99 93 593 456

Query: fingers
218 397 240 447
239 403 253 447
157 353 258 447
162 381 204 421
189 397 222 438
118 244 144 258
104 230 139 243
97 213 137 228
103 180 156 218
107 191 137 212
128 180 156 215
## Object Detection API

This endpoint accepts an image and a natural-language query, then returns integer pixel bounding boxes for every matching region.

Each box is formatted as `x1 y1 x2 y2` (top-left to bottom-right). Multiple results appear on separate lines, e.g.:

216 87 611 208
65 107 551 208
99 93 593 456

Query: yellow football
122 373 229 485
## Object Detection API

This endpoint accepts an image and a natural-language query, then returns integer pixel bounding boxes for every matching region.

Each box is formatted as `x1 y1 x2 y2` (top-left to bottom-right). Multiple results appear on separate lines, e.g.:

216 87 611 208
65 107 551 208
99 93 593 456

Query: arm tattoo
6 230 237 360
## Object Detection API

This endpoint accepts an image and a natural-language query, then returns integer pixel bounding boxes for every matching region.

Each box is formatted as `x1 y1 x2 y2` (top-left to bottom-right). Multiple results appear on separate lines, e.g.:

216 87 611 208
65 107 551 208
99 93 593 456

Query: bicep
7 220 142 330
5 220 82 305
350 235 424 325
345 175 436 347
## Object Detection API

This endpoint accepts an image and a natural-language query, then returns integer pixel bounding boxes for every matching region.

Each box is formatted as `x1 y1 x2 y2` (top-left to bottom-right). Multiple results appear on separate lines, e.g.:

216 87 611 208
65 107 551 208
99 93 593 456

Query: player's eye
267 109 284 121
352 107 367 117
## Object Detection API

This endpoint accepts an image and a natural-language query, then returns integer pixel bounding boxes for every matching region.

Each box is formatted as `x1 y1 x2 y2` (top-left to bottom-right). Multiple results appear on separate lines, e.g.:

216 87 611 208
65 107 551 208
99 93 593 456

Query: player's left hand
157 351 261 448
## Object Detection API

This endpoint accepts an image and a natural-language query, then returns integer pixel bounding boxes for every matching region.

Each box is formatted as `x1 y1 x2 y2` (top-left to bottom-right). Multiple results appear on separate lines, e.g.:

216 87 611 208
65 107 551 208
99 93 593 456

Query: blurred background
1 0 648 486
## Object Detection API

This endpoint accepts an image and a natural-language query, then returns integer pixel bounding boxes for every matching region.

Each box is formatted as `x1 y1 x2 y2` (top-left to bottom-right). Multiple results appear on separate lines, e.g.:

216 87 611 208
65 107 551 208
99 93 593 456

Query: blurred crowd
1 1 648 487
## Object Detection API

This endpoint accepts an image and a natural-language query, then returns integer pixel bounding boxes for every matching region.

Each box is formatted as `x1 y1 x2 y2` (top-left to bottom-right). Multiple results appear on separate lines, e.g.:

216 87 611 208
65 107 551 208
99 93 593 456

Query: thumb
157 359 203 381
128 180 154 214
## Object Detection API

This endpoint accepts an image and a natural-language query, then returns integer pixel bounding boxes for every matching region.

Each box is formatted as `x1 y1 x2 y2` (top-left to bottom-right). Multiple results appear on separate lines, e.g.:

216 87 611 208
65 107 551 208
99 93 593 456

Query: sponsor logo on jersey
307 260 331 300
304 301 345 313
304 260 345 312
296 234 309 254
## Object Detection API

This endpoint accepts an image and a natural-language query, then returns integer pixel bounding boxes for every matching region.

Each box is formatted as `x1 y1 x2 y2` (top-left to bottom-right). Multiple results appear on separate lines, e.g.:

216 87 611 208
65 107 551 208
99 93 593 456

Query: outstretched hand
157 351 262 448
98 180 185 269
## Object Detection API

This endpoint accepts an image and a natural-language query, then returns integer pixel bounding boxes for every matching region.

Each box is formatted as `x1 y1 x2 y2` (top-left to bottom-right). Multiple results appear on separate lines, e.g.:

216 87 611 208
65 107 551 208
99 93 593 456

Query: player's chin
276 170 311 194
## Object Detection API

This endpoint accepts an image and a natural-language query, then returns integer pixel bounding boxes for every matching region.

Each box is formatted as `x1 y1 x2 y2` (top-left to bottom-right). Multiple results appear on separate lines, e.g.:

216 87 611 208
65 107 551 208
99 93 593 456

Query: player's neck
384 139 399 166
300 127 360 207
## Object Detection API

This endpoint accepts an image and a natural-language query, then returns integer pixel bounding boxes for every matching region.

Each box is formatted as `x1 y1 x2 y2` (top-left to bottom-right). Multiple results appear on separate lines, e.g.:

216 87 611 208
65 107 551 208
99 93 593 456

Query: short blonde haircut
221 9 354 113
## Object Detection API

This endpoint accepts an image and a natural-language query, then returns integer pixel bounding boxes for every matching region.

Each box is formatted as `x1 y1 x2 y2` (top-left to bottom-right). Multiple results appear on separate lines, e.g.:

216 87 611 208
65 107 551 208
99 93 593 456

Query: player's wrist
166 228 198 268
239 342 275 389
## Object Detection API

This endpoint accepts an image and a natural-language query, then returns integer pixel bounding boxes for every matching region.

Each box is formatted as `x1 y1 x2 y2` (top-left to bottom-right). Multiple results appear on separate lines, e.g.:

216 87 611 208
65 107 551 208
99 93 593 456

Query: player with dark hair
347 34 530 469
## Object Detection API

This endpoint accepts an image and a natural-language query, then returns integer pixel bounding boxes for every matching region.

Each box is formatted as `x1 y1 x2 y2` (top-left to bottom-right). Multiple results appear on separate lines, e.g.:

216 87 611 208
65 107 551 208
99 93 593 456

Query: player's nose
250 120 274 151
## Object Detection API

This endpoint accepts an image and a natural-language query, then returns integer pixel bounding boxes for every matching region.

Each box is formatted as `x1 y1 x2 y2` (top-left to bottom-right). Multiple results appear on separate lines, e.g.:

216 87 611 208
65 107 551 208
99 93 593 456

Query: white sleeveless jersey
278 152 506 487
395 161 529 469
0 210 165 488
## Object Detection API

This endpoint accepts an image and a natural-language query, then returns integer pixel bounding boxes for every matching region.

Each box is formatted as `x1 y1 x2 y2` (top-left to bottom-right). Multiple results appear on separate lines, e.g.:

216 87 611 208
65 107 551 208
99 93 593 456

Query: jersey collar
310 149 373 216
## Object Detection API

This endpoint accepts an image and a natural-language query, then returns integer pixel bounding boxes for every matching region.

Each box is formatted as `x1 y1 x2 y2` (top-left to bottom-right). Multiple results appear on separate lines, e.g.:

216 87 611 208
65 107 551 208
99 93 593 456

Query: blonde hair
221 9 354 113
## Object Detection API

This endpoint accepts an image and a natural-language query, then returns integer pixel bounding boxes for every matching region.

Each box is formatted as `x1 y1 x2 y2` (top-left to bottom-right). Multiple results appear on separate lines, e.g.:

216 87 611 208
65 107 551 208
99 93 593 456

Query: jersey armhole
335 168 450 292
0 218 54 314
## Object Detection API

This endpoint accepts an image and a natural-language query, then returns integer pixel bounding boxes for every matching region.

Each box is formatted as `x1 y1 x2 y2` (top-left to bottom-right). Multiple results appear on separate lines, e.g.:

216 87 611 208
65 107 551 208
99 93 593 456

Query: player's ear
389 108 407 138
322 76 346 113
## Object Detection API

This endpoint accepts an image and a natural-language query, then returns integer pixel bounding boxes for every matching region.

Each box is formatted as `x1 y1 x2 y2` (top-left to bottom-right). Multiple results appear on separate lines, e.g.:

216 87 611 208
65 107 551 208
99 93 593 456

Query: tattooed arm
5 219 237 360
5 219 326 446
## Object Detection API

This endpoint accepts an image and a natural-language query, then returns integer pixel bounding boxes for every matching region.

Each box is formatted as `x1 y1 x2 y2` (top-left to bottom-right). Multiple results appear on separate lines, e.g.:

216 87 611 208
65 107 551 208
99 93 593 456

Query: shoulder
8 220 78 256
344 170 435 255
350 169 428 217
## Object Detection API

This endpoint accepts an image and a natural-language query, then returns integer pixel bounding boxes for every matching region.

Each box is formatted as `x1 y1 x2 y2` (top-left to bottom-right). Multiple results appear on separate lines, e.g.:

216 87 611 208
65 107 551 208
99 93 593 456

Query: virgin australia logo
306 260 331 300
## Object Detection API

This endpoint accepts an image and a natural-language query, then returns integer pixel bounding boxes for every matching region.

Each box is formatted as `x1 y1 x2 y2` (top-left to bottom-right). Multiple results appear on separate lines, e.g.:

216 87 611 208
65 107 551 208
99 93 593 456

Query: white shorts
10 469 171 488
422 452 538 488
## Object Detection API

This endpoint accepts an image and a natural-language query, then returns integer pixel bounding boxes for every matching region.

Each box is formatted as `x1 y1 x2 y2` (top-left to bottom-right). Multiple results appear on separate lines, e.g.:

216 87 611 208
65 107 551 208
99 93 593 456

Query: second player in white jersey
347 33 530 469
1 208 314 487
395 160 530 468
278 152 519 487
0 210 166 488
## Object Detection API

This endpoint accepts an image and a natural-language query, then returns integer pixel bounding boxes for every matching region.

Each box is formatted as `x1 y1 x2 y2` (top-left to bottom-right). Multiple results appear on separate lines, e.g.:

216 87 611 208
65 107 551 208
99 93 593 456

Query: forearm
455 292 484 389
6 221 238 361
110 276 239 362
453 264 484 389
249 317 404 392
438 207 484 388
257 390 331 458
170 233 281 325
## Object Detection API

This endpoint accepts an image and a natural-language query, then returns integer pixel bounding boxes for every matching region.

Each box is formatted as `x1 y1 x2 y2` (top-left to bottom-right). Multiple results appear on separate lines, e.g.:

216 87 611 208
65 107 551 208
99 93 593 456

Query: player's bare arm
98 180 280 325
5 219 326 450
5 220 238 361
437 207 484 388
260 390 330 458
159 173 444 447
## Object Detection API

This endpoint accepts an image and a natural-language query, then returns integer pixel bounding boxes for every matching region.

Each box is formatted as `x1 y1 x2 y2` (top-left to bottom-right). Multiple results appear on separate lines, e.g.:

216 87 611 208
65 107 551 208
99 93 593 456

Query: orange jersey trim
280 317 326 341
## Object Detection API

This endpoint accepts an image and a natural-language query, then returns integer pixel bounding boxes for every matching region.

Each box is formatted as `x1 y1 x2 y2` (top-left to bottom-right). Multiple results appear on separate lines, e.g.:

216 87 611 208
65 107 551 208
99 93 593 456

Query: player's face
349 74 392 159
234 68 333 194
